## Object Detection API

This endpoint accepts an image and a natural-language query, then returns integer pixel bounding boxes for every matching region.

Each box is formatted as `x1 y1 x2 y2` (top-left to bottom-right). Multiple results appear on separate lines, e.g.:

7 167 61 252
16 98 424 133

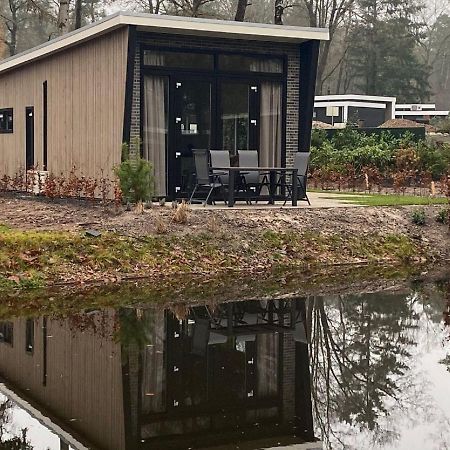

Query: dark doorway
25 106 34 169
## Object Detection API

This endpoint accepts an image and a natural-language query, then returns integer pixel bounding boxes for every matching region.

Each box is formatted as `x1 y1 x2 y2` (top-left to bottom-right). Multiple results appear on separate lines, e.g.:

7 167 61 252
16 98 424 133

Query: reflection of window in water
0 322 13 345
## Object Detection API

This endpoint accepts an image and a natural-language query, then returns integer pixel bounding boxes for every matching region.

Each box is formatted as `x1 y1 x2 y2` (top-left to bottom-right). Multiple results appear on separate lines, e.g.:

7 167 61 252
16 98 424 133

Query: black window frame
140 45 287 79
0 108 14 134
142 49 215 71
26 318 34 354
218 53 284 74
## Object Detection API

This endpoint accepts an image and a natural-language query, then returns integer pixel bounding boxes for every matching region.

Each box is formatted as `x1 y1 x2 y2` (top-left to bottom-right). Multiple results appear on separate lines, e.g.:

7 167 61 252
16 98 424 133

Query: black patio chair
210 150 249 204
279 152 311 206
237 150 270 203
189 149 227 206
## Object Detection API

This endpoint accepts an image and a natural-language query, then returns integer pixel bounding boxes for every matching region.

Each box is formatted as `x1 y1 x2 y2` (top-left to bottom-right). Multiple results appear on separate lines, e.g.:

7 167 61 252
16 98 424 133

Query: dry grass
172 201 190 224
206 216 220 233
155 216 168 234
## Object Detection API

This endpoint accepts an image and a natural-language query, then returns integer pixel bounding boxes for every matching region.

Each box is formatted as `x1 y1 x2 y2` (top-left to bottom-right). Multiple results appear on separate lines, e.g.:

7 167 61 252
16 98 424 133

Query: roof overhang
0 12 329 75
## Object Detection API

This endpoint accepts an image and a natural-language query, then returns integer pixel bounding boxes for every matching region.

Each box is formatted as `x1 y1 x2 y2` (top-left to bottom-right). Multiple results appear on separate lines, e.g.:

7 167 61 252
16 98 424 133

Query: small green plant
436 208 449 224
411 208 426 225
115 139 154 204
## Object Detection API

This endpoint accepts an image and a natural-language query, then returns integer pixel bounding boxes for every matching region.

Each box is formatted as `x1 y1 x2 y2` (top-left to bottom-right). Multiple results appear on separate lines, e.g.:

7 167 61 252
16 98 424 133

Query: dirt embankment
0 194 449 290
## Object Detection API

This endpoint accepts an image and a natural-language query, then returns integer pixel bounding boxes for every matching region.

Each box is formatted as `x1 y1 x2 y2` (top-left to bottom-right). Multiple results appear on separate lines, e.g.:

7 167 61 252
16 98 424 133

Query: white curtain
256 333 279 397
144 75 167 197
143 51 165 67
260 82 282 168
250 58 282 73
141 310 165 414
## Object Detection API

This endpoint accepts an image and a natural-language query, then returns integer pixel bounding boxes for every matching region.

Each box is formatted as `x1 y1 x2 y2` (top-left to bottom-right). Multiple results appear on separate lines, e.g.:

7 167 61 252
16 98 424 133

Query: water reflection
0 281 449 450
309 283 450 449
0 299 316 450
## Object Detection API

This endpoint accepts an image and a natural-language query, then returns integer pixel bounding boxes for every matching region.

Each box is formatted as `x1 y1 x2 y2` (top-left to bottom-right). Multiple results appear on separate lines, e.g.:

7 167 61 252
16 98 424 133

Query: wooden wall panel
0 312 126 450
0 27 129 180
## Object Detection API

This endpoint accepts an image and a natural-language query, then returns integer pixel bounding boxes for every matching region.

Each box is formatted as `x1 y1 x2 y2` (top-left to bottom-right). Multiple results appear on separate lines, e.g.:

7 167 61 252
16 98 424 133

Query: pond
0 277 449 449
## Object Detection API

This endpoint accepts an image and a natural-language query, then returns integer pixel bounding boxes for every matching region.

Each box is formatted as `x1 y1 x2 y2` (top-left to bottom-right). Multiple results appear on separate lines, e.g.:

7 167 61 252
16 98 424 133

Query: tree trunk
316 40 331 94
6 0 19 56
274 0 284 25
57 0 70 35
74 0 82 29
234 0 248 21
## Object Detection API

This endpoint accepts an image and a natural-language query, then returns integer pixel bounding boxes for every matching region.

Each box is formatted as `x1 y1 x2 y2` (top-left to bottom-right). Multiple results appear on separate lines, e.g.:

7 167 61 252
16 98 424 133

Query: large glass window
219 55 283 73
143 50 214 70
0 108 13 133
221 83 250 153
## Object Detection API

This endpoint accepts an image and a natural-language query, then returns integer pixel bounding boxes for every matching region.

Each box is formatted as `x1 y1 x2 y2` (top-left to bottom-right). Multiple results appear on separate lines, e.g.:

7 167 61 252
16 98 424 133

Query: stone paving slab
188 192 364 210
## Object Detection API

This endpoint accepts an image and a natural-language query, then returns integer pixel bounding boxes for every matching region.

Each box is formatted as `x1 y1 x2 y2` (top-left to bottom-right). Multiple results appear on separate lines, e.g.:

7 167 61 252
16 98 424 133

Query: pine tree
347 0 430 102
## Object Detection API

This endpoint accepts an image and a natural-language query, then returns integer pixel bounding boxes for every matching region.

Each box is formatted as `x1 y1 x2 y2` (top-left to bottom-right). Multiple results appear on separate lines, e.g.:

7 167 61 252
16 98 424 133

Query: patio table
211 167 299 207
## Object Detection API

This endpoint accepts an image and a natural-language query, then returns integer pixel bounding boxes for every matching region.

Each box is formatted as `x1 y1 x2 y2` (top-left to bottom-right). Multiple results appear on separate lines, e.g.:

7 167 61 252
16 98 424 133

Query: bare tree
274 0 284 24
235 0 250 21
0 0 28 55
299 0 356 93
57 0 70 34
128 0 165 13
164 0 217 17
74 0 82 29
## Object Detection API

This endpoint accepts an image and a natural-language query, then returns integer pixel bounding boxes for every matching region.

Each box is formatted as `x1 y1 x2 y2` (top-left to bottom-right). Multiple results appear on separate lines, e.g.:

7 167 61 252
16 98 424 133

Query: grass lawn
321 192 449 207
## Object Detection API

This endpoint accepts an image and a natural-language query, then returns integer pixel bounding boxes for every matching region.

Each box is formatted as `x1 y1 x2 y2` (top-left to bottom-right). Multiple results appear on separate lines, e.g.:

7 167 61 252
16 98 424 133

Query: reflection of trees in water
0 399 33 449
309 293 419 449
440 282 450 372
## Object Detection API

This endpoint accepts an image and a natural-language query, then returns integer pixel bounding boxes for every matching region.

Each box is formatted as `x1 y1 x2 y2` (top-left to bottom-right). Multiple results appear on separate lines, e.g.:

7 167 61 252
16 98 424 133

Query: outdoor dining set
188 149 311 207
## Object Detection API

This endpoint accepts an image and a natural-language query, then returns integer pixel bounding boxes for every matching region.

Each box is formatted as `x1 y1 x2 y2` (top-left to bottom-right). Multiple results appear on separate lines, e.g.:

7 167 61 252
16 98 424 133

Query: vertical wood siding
0 27 128 179
0 313 126 450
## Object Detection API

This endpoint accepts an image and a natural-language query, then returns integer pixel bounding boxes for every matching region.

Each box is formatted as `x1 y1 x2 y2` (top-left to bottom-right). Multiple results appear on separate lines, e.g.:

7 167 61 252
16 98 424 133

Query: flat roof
315 94 396 103
314 100 388 109
0 12 329 75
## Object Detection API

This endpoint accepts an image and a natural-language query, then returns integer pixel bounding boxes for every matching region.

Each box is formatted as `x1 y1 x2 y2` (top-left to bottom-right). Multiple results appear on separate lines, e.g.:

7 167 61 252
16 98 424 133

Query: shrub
431 115 450 134
114 140 154 204
310 127 450 188
311 129 327 148
436 208 449 224
411 208 426 225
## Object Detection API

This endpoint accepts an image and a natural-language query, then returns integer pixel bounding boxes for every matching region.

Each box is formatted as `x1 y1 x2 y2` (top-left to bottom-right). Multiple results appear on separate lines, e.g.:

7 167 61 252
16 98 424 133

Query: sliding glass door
219 80 282 167
142 50 285 200
171 78 212 197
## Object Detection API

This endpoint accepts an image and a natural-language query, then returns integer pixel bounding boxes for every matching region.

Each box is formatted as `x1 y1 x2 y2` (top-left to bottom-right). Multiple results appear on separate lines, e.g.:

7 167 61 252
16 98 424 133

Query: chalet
0 12 329 199
313 94 396 128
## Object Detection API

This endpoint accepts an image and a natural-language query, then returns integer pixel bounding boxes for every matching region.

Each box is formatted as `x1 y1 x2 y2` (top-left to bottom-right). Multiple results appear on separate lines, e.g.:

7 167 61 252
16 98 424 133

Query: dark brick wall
130 32 301 166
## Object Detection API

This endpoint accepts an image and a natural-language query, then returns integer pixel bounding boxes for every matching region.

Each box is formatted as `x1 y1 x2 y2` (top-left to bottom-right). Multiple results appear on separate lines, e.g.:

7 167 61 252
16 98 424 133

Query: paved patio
189 191 363 210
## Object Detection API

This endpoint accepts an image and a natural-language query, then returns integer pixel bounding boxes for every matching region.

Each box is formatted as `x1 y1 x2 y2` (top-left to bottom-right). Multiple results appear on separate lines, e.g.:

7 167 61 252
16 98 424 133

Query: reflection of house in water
0 300 317 450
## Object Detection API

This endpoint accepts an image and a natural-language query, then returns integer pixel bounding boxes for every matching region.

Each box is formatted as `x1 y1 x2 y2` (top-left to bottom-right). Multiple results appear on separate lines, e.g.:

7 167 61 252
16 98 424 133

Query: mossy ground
0 223 430 292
